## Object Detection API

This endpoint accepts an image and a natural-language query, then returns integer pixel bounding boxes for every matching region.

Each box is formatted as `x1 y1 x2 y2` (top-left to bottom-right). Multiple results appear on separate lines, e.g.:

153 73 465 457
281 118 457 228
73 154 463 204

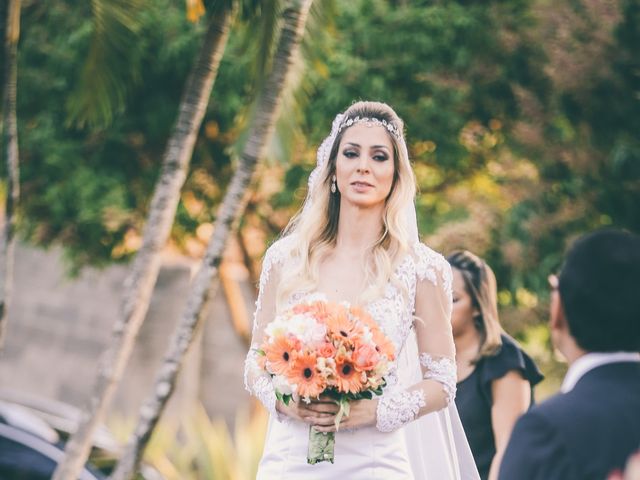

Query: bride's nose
356 155 371 173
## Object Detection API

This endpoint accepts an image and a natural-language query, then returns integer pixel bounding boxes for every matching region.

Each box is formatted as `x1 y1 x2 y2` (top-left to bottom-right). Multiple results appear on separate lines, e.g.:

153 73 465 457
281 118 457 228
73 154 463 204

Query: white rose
287 314 327 345
272 374 296 395
264 316 288 340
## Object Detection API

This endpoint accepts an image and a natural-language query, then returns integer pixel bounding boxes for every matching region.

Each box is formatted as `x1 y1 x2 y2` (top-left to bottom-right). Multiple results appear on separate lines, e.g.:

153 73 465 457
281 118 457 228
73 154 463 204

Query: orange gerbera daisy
263 335 299 376
334 357 365 394
371 328 396 361
292 301 331 324
313 303 335 325
288 351 326 399
326 308 357 342
349 306 377 330
292 303 315 315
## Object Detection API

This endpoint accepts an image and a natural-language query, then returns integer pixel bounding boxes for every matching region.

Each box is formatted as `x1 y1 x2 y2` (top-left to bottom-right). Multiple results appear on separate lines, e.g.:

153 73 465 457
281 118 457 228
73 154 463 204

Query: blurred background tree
1 0 638 392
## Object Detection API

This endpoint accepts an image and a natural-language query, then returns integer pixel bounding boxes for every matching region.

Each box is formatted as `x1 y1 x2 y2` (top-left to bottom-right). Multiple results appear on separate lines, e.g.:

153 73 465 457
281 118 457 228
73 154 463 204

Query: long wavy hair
277 101 417 309
446 250 503 361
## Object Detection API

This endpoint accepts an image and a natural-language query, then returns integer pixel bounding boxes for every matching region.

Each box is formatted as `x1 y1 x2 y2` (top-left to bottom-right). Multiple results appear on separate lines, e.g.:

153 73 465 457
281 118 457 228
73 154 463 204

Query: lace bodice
244 235 456 431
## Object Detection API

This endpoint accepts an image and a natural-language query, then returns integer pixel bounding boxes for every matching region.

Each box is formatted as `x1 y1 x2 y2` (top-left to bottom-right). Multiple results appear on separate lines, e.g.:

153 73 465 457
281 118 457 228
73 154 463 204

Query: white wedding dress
245 235 479 479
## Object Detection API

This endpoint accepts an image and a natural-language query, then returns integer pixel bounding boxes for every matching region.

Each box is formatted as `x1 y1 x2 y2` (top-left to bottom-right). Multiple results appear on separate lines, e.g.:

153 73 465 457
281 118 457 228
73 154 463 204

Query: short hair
447 250 502 361
558 228 640 352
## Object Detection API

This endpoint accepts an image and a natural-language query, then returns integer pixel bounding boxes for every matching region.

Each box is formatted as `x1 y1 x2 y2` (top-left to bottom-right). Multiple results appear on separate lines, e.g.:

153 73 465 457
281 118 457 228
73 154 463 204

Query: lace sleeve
376 387 426 433
376 244 456 432
243 240 286 416
419 352 456 404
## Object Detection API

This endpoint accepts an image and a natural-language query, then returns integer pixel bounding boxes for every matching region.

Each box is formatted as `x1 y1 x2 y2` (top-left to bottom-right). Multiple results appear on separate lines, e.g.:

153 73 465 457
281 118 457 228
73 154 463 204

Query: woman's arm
243 244 282 416
375 245 457 432
312 246 456 433
488 370 530 480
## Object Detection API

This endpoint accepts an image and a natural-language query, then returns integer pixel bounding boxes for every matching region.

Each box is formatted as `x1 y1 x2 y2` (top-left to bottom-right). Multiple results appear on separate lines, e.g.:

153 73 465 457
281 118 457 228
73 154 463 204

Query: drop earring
331 175 337 194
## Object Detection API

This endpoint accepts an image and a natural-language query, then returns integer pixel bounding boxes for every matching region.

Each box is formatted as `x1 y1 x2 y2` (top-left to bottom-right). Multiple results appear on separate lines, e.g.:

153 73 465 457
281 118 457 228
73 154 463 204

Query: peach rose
317 342 337 358
353 343 380 372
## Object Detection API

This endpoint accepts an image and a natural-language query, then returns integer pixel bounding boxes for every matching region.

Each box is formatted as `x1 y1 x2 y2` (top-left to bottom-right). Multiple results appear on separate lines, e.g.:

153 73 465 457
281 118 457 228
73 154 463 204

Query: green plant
110 403 268 480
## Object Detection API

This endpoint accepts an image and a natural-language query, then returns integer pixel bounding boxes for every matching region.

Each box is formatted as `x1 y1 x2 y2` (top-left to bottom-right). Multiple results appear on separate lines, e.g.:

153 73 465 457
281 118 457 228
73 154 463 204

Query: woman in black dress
447 250 543 480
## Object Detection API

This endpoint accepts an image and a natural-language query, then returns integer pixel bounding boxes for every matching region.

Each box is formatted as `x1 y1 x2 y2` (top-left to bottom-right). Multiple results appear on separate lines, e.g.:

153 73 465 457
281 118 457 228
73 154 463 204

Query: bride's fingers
297 400 339 412
306 415 336 427
303 411 334 419
316 394 336 402
312 414 351 430
295 405 335 420
307 397 338 407
302 403 339 414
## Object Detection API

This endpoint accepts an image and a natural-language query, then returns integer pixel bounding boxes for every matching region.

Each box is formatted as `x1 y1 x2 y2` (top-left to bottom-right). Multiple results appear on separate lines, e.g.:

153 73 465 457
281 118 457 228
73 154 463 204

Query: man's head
550 229 640 358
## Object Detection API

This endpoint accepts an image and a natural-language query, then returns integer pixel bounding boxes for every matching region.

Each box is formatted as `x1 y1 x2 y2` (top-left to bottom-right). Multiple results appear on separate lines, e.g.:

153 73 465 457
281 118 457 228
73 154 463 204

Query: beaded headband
337 116 403 142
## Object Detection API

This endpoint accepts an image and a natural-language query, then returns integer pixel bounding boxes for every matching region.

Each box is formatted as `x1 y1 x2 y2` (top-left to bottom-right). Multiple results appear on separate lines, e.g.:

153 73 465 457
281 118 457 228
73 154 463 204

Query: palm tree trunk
109 1 313 478
52 9 233 480
0 0 21 349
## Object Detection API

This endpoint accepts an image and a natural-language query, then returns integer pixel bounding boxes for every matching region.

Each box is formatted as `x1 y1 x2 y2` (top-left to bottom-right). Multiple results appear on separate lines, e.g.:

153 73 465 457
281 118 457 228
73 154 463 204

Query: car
0 389 163 480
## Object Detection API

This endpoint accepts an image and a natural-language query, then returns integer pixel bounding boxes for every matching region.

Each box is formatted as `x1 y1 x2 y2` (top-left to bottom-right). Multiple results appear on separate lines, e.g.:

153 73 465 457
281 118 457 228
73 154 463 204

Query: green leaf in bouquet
323 388 341 400
371 385 385 396
275 390 293 406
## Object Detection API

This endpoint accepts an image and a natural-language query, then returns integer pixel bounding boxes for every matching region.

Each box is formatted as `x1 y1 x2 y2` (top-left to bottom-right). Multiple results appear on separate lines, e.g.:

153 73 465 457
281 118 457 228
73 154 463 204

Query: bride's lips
351 181 374 192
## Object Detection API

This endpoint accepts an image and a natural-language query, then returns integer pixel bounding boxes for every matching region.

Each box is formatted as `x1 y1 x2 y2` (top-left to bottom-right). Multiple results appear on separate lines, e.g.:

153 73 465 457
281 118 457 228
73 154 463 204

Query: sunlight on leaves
185 0 206 23
515 287 538 309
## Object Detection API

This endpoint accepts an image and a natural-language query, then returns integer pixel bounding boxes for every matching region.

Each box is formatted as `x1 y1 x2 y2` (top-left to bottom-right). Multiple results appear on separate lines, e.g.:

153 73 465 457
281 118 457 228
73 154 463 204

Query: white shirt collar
560 351 640 393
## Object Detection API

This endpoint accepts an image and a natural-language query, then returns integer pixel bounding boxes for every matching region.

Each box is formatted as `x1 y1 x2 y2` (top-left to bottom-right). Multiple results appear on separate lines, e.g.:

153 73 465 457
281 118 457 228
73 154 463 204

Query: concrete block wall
0 244 251 426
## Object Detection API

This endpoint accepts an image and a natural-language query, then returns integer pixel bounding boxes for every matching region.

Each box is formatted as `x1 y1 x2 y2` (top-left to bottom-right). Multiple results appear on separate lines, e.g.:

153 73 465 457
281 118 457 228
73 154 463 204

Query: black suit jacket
499 361 640 480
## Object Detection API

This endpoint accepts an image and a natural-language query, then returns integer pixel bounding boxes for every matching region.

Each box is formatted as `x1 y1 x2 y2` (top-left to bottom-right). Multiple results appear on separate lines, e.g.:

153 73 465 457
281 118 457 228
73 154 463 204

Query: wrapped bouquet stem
307 425 335 464
306 396 353 464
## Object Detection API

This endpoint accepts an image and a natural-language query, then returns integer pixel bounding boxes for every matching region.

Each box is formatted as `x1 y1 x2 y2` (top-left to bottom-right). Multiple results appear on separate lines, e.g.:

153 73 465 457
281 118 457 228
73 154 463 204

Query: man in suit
498 229 640 480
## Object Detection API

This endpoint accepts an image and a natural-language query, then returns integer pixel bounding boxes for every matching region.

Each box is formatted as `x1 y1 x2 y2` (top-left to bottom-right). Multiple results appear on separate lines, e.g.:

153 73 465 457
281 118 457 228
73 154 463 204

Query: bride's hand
276 394 340 428
313 398 378 433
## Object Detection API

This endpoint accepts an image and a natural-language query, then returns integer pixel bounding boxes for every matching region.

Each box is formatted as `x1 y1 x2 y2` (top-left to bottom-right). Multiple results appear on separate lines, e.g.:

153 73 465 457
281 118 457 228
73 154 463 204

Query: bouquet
256 299 396 464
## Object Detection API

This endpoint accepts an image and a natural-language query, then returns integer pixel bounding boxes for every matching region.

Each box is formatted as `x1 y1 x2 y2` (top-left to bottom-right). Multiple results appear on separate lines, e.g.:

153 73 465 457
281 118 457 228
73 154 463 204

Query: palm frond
231 0 337 166
254 0 283 81
235 0 284 86
66 0 146 129
303 0 336 62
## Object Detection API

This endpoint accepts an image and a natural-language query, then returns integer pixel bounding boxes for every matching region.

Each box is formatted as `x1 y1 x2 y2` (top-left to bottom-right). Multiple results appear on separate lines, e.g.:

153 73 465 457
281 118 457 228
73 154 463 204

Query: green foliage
66 0 147 129
8 0 639 304
294 0 639 305
14 1 187 269
14 0 249 270
496 0 640 296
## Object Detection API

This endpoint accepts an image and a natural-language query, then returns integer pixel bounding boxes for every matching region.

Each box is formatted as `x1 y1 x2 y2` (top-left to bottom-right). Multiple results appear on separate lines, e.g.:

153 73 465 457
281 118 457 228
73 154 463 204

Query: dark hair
558 228 640 352
447 250 502 360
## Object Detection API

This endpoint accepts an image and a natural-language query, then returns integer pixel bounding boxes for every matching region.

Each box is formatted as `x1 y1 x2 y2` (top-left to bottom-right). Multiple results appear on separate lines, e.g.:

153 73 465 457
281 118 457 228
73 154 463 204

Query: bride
244 101 479 479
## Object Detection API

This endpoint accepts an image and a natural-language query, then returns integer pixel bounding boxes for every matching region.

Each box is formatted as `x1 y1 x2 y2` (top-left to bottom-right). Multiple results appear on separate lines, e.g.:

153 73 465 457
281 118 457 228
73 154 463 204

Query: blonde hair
446 250 503 361
277 101 417 310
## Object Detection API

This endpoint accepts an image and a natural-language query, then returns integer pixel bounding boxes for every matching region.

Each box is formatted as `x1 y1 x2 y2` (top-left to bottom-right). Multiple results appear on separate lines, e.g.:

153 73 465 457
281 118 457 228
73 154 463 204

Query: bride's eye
343 149 358 158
